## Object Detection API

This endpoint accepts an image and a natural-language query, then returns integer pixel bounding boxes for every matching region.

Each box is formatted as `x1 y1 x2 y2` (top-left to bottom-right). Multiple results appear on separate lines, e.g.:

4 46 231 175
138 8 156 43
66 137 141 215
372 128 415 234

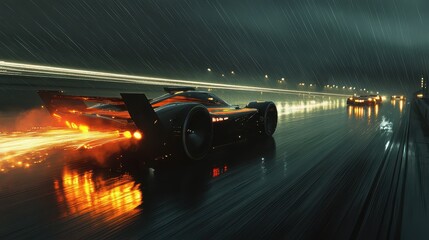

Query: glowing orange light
123 131 132 139
79 125 89 133
65 121 71 128
133 131 142 140
71 122 78 129
52 113 62 119
213 168 220 177
212 117 228 122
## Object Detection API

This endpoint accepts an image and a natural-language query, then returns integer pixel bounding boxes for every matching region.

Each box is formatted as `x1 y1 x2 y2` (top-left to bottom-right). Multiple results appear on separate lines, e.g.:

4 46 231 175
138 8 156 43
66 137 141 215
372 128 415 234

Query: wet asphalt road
1 98 429 240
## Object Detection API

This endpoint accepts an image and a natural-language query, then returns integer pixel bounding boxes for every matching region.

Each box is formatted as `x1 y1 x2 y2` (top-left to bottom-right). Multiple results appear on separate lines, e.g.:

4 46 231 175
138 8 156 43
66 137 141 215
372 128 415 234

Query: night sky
1 0 428 92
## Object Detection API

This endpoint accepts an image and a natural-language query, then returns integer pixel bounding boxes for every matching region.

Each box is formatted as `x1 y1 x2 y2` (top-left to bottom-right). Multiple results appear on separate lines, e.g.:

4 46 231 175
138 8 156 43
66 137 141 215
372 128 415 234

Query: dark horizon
1 0 427 93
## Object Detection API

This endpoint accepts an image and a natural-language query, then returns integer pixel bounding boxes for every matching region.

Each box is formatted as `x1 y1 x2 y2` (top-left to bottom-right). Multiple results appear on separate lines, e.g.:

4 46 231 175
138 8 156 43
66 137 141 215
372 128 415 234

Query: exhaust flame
0 107 144 172
0 129 131 172
133 131 143 140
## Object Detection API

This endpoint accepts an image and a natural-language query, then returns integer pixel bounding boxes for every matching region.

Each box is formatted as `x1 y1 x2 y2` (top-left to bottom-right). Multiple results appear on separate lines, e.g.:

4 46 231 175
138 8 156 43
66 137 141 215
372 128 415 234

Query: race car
38 87 278 161
391 95 406 101
347 95 377 105
368 94 382 103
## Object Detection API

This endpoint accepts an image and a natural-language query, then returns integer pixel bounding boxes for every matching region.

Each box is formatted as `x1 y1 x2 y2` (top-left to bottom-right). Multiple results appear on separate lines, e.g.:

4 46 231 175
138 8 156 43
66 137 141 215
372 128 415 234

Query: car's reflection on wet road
54 167 142 220
0 98 418 239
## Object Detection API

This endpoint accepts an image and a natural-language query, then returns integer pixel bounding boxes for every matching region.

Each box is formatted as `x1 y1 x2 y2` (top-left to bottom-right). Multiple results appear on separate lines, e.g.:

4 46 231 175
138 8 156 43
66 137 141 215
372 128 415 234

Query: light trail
276 99 346 116
0 129 128 171
0 60 350 97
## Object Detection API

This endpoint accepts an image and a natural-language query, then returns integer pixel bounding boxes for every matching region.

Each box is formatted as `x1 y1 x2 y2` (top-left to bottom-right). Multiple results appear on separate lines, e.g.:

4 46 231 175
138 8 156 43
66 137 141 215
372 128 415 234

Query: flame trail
0 129 128 172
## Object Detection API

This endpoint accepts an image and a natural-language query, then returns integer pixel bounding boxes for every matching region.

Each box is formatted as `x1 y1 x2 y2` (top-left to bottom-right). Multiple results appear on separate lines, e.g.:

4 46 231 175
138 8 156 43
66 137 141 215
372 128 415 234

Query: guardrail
414 98 429 123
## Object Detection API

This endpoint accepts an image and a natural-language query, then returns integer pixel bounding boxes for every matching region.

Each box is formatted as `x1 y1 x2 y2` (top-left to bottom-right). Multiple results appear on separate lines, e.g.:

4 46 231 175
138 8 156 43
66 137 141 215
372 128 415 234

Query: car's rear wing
38 90 89 115
38 90 125 113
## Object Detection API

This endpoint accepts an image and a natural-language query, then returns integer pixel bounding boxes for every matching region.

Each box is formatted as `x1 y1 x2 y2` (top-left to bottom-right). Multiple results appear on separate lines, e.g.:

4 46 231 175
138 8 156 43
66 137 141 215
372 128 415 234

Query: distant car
368 94 382 103
38 87 278 161
391 95 405 100
347 95 377 105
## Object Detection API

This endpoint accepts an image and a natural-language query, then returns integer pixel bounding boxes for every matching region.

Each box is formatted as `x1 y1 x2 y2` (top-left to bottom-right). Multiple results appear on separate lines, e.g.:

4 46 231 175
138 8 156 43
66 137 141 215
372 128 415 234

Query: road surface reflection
54 167 142 221
347 105 379 119
391 99 405 114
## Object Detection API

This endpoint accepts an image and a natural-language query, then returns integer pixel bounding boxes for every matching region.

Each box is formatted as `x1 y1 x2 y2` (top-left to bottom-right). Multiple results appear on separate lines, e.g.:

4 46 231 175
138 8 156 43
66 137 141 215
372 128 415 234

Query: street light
207 68 212 72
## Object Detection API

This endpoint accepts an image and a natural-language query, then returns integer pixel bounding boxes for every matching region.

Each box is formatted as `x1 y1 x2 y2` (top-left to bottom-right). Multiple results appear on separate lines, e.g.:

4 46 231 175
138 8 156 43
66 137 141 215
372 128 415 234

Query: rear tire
247 101 278 136
182 105 213 160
